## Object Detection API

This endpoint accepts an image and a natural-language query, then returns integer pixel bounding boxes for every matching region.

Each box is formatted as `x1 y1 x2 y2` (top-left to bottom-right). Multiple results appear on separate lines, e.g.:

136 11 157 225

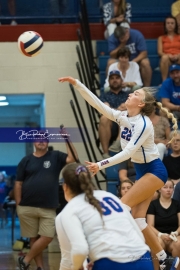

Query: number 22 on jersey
121 127 132 141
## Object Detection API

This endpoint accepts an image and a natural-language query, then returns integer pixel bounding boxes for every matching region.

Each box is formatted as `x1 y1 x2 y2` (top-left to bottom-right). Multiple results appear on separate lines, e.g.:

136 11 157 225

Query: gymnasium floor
0 218 61 270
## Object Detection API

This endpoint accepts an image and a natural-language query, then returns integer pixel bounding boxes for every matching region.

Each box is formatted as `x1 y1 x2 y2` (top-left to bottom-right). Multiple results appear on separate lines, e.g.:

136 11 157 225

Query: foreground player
56 163 154 270
58 76 179 270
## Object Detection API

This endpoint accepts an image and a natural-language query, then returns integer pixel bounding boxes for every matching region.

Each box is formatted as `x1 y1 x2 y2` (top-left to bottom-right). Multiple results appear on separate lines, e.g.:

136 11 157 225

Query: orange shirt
162 34 180 55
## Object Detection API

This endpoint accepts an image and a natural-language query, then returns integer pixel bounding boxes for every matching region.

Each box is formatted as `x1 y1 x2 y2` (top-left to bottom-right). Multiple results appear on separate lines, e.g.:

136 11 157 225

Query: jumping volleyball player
56 163 154 270
58 76 179 270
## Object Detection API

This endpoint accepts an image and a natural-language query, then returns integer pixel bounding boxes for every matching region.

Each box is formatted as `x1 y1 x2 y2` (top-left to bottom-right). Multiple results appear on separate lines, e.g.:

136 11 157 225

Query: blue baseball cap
169 64 180 72
109 70 122 78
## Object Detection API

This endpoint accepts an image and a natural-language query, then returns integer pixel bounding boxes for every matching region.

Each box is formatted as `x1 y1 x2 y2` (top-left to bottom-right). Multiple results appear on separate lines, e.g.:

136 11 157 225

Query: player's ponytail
62 163 103 217
155 102 178 143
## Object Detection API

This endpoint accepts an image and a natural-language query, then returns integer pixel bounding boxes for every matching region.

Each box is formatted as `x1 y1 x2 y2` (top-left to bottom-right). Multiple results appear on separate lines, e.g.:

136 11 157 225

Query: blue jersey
108 29 147 60
159 78 180 106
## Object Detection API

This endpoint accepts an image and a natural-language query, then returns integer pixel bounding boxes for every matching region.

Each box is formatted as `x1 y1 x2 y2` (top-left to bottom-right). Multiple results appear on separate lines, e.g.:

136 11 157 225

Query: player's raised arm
58 76 122 123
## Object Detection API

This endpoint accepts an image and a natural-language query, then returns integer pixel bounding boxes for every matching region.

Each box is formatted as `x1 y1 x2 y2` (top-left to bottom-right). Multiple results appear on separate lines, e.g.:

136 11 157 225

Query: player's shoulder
93 190 119 201
135 114 152 132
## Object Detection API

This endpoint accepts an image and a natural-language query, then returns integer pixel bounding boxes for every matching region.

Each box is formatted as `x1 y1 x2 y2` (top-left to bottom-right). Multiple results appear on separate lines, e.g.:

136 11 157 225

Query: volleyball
17 31 43 57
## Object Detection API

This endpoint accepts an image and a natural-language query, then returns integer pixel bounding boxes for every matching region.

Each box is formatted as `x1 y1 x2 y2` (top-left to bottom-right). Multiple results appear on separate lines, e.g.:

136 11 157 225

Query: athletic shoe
159 257 179 270
17 256 30 270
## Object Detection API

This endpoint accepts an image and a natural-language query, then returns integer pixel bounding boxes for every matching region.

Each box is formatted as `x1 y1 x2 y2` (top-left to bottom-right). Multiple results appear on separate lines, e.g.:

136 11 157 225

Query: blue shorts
93 251 153 270
134 158 168 183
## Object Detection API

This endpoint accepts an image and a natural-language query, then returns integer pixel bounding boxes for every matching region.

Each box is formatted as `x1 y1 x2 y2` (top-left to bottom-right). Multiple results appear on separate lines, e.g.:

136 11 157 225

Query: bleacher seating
0 0 102 24
102 0 174 22
97 39 161 88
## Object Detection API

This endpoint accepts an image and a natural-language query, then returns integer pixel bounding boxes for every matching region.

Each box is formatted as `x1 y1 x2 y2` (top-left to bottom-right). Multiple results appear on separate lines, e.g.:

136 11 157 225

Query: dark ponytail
62 163 103 217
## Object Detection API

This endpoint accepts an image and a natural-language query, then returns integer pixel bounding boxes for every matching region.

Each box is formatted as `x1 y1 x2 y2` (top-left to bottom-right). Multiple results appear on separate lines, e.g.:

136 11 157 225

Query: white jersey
56 190 150 270
104 61 143 92
74 80 159 170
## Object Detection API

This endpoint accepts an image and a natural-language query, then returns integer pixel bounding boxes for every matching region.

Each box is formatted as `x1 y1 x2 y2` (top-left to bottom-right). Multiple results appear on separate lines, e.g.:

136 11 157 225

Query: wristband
171 231 178 236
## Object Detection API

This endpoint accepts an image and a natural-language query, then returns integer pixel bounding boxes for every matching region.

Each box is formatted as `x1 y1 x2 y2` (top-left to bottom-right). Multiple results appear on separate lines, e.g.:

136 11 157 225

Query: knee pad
135 218 147 231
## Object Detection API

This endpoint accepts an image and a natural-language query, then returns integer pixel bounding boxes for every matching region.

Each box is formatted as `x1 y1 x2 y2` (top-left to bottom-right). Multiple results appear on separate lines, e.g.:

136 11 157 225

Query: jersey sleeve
97 117 151 170
58 210 89 270
74 79 122 123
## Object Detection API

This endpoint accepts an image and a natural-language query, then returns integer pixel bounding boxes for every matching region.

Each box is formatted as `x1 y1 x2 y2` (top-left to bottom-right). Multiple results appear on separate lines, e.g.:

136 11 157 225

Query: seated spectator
158 16 180 81
107 21 152 86
104 47 143 92
103 0 131 39
147 179 180 270
159 64 180 122
118 158 136 182
99 70 129 158
163 130 180 185
171 0 180 34
173 181 180 204
149 104 171 160
118 179 134 198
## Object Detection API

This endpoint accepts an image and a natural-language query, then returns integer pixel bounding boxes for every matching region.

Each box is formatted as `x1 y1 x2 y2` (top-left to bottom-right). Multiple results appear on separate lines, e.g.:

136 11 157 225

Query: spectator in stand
118 159 136 182
163 130 180 185
103 0 131 39
147 179 180 270
118 179 134 198
171 0 180 34
173 181 180 204
158 16 180 82
104 47 143 92
107 21 152 86
149 104 171 160
159 64 180 123
99 70 129 159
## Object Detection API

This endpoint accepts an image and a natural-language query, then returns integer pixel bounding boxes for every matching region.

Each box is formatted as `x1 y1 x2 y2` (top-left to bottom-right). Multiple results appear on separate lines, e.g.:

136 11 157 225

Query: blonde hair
141 87 178 144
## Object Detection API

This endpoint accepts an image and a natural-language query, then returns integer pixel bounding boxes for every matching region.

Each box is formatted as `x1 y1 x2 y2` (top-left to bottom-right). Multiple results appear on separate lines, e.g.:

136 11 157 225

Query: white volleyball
18 31 43 57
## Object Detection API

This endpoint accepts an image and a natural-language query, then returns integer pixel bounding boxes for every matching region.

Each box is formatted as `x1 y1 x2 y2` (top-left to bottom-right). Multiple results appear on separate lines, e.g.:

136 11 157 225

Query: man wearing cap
159 64 180 121
99 69 129 158
14 133 78 270
107 21 152 87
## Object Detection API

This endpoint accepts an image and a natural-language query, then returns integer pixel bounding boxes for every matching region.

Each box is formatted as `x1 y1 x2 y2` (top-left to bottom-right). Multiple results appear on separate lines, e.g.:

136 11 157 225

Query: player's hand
85 161 99 176
58 76 76 85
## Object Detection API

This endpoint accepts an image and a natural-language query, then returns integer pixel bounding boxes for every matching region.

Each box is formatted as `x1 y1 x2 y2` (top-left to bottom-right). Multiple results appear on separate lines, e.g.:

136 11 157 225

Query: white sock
156 250 167 261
